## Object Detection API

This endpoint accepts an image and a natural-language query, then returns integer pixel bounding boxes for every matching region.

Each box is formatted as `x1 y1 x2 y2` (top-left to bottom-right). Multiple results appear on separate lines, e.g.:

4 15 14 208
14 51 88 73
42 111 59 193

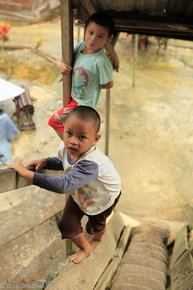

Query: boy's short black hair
85 12 114 37
66 106 101 133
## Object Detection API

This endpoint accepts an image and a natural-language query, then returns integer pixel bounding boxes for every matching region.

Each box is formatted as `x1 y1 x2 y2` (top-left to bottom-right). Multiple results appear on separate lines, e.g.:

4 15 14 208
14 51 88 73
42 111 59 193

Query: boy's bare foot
68 249 90 264
90 227 106 246
89 239 101 252
88 227 106 252
68 229 106 264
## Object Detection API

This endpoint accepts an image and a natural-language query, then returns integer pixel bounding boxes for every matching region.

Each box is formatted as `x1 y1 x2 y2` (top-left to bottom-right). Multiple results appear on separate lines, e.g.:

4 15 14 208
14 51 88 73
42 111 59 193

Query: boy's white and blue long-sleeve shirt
33 143 121 215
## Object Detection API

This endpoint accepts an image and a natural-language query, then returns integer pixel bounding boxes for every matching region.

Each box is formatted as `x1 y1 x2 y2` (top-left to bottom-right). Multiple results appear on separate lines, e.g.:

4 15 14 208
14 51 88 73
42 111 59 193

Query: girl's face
63 116 100 162
84 22 111 54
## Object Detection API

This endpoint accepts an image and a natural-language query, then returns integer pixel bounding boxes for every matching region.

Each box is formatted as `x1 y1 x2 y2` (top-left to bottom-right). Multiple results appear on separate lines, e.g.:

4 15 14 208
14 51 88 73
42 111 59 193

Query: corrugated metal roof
92 0 167 15
77 0 193 40
92 0 193 17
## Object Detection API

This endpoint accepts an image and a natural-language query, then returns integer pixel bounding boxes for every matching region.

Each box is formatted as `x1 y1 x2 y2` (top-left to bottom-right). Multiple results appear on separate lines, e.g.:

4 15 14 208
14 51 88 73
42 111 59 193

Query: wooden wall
0 0 60 22
0 0 34 11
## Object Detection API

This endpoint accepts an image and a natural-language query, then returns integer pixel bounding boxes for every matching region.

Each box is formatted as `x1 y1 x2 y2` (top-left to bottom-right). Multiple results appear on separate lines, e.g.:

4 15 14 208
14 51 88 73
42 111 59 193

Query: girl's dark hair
66 106 101 133
85 12 114 37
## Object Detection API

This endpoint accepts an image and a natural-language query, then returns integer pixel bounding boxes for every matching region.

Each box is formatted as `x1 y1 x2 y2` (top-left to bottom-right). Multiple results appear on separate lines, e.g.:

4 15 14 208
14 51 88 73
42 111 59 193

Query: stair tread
0 186 66 246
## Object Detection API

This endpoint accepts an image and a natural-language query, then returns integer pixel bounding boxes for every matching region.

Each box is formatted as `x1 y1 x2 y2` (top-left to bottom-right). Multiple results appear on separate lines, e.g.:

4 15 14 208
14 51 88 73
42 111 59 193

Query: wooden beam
60 0 74 106
79 0 95 16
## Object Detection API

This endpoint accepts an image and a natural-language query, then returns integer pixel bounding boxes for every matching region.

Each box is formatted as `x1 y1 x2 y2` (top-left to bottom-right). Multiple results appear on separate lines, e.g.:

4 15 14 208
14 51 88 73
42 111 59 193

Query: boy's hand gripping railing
0 168 32 194
0 167 62 194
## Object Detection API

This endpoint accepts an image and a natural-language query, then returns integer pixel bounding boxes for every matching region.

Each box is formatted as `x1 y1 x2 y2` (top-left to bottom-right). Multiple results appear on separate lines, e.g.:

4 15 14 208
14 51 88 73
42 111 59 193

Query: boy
48 12 115 139
10 106 121 264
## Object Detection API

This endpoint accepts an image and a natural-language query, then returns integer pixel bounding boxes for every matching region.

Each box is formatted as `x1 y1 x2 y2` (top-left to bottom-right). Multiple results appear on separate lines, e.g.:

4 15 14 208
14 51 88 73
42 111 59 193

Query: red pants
48 98 78 132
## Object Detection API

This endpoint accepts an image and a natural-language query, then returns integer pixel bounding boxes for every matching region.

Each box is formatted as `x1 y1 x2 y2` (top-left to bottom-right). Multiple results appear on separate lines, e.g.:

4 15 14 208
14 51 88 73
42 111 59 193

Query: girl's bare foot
68 249 90 264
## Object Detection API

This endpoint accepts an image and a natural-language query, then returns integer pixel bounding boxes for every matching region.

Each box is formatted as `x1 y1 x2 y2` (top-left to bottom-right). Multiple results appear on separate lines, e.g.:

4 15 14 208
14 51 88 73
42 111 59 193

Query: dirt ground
3 19 193 229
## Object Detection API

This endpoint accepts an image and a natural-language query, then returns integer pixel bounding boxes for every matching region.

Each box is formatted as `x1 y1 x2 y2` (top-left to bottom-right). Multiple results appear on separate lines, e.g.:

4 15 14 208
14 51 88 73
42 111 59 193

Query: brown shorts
58 193 121 239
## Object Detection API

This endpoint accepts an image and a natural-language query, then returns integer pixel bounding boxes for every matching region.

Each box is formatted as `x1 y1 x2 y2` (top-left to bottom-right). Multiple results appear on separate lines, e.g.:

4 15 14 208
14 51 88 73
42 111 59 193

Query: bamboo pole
105 89 111 156
60 0 73 105
60 0 74 255
132 34 138 88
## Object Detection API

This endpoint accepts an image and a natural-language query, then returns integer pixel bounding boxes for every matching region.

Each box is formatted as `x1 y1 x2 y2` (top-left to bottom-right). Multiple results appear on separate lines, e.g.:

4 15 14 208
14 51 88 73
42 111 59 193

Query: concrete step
114 264 167 285
169 224 193 290
0 186 67 284
109 222 170 290
111 274 165 290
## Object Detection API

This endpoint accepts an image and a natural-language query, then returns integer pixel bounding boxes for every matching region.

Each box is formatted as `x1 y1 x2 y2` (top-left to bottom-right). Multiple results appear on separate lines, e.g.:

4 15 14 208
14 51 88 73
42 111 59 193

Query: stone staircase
110 223 169 290
1 168 190 290
0 180 131 290
0 168 130 289
45 219 171 290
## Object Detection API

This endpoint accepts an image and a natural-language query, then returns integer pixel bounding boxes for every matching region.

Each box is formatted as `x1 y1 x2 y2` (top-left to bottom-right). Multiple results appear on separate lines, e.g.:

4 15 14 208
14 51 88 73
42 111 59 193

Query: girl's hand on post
57 60 72 74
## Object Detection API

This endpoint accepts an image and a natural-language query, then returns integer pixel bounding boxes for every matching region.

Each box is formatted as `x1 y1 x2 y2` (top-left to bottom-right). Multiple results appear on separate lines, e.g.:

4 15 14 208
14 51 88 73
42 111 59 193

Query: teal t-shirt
71 41 113 108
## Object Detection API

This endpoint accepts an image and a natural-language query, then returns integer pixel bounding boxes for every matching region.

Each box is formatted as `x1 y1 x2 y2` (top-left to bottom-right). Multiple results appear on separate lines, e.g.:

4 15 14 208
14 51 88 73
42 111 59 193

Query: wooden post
77 22 81 42
60 0 73 256
60 0 74 105
132 34 138 88
105 89 111 156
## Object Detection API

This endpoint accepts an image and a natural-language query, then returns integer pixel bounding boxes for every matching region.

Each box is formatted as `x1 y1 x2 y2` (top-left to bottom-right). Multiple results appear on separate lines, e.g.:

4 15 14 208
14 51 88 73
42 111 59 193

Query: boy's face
63 116 100 161
84 22 111 53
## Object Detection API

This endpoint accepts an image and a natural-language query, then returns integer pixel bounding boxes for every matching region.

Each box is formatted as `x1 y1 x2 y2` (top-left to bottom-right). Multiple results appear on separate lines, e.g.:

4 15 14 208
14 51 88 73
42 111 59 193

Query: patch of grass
136 51 173 71
179 54 192 66
0 56 58 85
148 61 173 70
